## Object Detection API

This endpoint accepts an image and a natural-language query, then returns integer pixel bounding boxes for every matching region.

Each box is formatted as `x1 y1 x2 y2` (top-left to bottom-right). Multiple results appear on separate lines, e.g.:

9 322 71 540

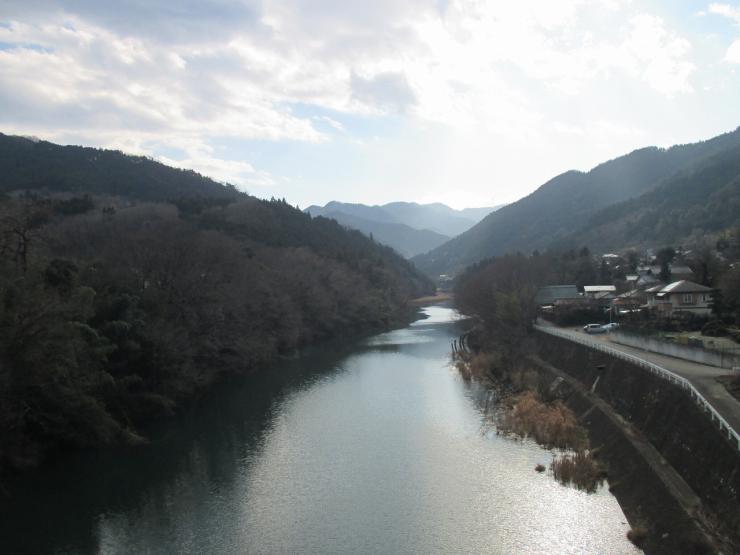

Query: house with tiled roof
645 280 713 316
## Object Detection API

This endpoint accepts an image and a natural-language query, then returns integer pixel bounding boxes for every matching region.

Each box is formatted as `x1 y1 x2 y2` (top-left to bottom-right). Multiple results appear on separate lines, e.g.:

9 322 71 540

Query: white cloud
726 39 740 62
0 1 713 201
158 154 276 190
623 14 695 95
709 3 740 24
707 4 740 64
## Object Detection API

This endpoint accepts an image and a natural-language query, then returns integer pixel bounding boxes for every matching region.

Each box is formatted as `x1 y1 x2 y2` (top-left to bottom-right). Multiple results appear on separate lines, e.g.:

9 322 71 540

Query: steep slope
321 210 450 257
413 127 740 276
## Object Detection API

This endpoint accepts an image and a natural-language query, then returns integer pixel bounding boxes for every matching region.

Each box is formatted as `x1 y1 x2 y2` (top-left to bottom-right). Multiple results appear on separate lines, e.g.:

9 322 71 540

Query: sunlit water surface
1 306 640 554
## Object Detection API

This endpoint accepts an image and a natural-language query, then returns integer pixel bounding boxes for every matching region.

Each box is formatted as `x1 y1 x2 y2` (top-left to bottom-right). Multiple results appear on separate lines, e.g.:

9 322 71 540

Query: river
0 305 640 554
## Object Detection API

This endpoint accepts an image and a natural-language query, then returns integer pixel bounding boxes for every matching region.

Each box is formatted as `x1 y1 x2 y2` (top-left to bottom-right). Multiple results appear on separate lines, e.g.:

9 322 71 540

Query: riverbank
0 306 641 554
455 328 735 554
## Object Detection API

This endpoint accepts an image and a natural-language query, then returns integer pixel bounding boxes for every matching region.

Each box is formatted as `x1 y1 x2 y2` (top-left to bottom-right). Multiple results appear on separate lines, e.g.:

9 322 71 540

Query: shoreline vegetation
454 352 607 494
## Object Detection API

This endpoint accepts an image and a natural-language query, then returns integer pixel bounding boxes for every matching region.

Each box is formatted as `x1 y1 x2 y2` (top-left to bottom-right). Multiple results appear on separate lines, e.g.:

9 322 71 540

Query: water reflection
0 306 640 554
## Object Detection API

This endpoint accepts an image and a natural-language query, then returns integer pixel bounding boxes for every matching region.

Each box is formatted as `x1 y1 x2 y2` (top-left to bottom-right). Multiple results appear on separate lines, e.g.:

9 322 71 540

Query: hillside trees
0 193 433 470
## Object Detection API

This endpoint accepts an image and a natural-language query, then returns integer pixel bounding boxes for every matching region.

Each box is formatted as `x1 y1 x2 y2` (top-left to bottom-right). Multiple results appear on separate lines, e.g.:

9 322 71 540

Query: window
682 293 693 304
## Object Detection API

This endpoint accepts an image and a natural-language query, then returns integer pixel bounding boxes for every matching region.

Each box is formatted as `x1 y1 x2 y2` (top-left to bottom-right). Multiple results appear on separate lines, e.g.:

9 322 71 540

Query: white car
583 323 606 334
602 323 619 331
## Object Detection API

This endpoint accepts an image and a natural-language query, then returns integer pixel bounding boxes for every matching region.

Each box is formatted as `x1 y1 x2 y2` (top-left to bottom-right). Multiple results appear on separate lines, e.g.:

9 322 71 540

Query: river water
1 305 640 554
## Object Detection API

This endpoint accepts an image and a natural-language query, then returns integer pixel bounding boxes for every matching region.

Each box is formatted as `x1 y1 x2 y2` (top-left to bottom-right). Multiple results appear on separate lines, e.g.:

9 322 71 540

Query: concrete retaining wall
534 331 740 550
610 331 740 369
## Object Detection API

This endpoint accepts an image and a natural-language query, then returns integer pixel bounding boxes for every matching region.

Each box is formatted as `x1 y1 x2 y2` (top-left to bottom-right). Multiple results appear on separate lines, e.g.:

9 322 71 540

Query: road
535 321 740 442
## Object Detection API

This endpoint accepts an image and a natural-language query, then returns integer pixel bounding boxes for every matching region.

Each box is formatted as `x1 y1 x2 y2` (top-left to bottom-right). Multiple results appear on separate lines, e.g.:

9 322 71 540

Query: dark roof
536 285 579 305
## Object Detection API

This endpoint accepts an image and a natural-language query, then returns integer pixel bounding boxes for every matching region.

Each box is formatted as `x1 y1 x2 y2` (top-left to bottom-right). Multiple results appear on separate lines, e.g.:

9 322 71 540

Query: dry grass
454 352 496 381
508 367 542 392
501 391 588 451
551 450 607 493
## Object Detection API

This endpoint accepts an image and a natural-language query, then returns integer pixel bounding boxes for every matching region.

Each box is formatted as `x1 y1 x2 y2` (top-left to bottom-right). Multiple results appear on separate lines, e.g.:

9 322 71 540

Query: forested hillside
0 136 433 471
568 143 740 251
413 127 740 276
0 133 239 201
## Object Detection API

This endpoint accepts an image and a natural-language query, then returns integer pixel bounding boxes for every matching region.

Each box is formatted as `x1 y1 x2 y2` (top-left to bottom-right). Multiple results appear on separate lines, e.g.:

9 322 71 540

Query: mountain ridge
306 200 502 257
412 127 740 276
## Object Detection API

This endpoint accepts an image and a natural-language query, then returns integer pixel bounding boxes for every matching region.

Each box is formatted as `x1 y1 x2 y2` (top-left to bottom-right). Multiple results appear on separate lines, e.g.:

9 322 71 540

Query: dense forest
0 136 433 471
414 127 740 276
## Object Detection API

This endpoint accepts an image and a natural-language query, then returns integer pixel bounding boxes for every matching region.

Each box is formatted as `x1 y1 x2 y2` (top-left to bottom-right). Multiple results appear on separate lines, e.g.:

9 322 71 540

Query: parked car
583 323 606 334
602 323 619 331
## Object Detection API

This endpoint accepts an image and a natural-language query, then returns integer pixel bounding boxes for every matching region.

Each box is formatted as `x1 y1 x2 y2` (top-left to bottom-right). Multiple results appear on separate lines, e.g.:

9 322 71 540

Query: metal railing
534 324 740 450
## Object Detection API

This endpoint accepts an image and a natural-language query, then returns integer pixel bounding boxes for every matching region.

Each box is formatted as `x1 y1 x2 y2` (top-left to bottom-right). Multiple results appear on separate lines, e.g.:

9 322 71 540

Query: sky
1 1 739 209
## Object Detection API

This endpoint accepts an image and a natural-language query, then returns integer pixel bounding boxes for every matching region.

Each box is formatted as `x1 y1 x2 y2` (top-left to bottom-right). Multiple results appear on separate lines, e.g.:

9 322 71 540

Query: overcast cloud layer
1 1 739 207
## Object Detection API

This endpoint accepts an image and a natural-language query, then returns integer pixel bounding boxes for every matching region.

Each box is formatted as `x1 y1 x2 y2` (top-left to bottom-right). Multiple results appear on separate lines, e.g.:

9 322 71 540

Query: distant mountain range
305 201 503 257
413 127 740 277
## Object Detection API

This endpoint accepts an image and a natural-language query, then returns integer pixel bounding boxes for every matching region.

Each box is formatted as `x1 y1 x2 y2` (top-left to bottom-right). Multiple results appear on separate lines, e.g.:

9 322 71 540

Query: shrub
551 450 607 493
501 391 588 451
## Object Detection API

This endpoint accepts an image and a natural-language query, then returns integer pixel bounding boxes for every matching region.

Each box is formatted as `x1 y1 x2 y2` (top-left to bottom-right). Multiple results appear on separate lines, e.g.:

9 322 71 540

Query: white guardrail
534 324 740 451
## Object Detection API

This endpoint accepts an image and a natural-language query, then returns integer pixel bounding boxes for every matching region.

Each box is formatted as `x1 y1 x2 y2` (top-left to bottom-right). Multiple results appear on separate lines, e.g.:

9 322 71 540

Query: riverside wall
533 331 740 553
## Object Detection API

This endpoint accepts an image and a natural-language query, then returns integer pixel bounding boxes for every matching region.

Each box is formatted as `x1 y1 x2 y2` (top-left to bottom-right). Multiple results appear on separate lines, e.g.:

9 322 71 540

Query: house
583 285 616 299
535 285 579 306
668 265 695 281
644 284 664 304
636 273 661 288
612 289 646 314
645 280 713 316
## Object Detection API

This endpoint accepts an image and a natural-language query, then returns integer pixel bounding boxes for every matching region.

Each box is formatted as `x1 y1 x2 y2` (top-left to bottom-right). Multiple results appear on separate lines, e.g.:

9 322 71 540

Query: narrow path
535 321 740 442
